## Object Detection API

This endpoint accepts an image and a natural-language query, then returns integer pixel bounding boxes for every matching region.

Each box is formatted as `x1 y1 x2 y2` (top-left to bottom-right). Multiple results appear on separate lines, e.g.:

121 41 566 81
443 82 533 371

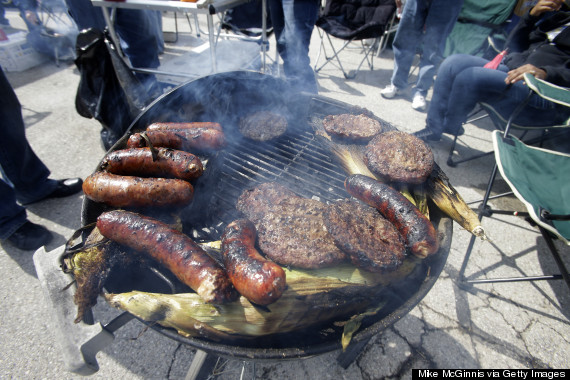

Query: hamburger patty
236 182 298 223
256 198 347 269
322 113 383 141
239 111 288 141
364 131 434 184
323 199 406 272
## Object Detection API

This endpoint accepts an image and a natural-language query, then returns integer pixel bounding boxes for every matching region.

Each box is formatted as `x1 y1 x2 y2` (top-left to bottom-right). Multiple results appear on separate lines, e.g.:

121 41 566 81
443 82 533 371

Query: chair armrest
524 72 570 108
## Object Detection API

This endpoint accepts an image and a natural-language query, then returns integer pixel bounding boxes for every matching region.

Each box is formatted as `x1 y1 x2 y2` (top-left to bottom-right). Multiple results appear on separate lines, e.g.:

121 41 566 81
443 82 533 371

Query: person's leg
279 0 320 93
267 0 285 56
442 69 559 133
390 0 428 90
115 9 161 92
64 0 106 31
424 54 490 136
0 69 57 204
414 0 464 96
0 180 27 240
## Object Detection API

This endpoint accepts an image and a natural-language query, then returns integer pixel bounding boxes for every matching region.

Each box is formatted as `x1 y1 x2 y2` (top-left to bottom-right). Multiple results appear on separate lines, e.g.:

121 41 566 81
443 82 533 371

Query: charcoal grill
34 71 452 378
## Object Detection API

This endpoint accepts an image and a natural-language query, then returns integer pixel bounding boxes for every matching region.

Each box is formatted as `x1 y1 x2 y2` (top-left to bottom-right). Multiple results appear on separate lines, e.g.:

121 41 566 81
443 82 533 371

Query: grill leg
184 350 220 380
336 337 371 369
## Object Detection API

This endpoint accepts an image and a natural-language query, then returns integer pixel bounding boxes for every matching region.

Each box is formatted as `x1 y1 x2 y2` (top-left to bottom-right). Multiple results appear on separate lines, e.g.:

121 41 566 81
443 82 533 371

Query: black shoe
21 178 83 205
414 128 441 142
49 178 83 199
443 125 465 137
5 221 52 251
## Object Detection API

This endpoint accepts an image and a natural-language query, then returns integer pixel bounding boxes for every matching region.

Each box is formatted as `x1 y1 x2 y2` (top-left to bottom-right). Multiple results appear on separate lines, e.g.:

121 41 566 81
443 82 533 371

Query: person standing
267 0 321 94
0 68 83 251
380 0 464 111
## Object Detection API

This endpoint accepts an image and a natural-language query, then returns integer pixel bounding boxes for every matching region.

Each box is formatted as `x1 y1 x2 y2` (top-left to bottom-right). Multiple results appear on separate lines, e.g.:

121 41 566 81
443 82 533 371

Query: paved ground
0 8 569 380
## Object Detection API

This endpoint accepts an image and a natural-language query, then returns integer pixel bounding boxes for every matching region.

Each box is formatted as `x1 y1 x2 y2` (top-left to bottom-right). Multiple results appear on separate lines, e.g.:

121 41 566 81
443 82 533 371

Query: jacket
503 8 570 86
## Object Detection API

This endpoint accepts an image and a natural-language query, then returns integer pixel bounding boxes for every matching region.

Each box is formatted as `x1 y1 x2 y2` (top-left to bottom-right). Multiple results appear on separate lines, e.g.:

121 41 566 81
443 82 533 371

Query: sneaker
412 92 427 111
414 128 441 142
380 84 400 99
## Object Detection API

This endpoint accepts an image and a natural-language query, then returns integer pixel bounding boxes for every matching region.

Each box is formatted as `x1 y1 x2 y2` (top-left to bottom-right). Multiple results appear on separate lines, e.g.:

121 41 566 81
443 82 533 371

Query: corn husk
105 260 417 341
426 164 486 240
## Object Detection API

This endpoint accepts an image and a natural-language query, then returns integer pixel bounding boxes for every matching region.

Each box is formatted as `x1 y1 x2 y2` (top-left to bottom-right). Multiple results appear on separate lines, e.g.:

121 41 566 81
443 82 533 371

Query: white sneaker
380 84 400 99
412 92 427 111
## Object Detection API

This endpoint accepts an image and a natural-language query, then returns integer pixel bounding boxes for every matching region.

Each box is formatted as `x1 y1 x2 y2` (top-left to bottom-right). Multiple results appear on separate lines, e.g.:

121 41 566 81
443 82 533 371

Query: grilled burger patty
256 198 347 269
322 113 383 141
236 182 298 223
239 111 288 141
323 199 406 272
364 131 434 184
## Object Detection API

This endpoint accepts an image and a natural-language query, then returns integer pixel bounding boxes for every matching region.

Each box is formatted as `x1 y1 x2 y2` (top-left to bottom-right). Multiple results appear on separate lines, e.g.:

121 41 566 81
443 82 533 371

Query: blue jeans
427 54 563 135
391 0 463 96
65 0 161 90
0 68 57 239
267 0 320 93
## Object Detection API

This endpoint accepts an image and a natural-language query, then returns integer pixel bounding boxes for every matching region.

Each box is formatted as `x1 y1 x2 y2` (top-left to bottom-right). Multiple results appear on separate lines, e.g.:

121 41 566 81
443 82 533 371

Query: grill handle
33 245 133 375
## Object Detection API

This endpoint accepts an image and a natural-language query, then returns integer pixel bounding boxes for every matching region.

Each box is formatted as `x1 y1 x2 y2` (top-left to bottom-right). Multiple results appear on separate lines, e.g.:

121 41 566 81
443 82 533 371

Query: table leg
206 14 217 72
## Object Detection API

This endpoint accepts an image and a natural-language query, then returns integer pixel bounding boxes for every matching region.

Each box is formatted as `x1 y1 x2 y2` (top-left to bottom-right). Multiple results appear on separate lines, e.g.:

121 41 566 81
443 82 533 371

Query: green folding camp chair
458 73 570 291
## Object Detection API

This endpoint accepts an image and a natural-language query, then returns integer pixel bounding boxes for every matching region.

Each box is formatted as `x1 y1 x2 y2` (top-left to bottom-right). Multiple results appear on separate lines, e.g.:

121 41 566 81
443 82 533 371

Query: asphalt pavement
0 8 569 380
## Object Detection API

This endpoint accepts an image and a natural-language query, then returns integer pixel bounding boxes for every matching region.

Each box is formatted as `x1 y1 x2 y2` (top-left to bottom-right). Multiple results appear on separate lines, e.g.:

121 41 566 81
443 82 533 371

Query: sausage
126 128 226 151
100 147 203 181
97 210 238 304
344 174 439 258
83 171 194 208
146 122 223 132
221 219 286 305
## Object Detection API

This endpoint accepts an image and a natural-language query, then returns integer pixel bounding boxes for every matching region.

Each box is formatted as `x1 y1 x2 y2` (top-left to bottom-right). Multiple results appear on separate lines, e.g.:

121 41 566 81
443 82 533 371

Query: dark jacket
503 8 570 86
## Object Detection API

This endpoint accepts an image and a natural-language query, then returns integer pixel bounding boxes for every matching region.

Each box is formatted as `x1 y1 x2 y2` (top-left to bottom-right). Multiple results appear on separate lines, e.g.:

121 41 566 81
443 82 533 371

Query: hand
530 0 565 16
505 64 547 84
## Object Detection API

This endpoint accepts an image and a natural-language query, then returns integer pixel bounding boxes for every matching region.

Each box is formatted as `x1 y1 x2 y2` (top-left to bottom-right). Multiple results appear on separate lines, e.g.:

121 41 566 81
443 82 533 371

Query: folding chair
458 73 570 292
446 97 570 167
314 0 396 79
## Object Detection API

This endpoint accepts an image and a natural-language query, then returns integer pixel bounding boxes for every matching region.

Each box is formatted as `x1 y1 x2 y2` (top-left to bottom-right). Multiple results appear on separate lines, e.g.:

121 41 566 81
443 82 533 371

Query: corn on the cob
426 164 486 240
105 261 417 340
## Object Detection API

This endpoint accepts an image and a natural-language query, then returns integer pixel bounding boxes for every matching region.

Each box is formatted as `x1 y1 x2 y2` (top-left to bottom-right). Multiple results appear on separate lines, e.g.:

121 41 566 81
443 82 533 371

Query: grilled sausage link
344 174 439 258
126 128 226 152
83 171 194 208
146 122 222 132
221 219 286 305
100 147 203 181
97 210 238 304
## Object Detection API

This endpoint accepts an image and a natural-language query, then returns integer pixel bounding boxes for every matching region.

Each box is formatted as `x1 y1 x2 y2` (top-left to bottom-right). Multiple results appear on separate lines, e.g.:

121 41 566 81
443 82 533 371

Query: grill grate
185 105 359 241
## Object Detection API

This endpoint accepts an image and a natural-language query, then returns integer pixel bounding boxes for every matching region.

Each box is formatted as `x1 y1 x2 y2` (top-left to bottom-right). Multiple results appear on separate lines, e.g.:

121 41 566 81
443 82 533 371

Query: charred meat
322 113 384 141
323 199 406 272
364 131 434 184
238 111 288 141
256 198 347 269
236 182 298 223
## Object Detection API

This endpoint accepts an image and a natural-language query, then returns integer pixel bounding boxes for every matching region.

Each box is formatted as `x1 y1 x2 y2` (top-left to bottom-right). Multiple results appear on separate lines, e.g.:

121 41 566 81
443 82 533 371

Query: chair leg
458 163 499 288
539 227 570 291
314 34 352 78
446 110 490 167
458 163 570 290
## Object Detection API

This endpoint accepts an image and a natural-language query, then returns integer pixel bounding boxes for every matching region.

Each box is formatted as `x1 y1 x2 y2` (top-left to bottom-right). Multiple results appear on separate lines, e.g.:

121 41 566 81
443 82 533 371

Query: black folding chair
314 0 396 79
